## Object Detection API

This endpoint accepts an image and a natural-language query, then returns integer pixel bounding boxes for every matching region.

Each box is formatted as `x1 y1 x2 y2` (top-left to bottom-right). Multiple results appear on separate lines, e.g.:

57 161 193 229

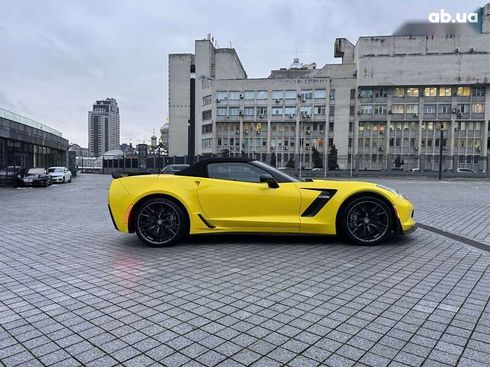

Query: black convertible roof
175 157 254 178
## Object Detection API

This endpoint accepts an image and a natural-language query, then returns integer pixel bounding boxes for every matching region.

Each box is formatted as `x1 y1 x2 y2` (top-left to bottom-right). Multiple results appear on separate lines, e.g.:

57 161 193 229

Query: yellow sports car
108 158 416 246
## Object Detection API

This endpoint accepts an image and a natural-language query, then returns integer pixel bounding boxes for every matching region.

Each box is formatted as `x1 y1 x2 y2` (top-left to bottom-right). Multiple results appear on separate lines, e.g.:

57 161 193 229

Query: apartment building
169 4 490 171
88 98 120 157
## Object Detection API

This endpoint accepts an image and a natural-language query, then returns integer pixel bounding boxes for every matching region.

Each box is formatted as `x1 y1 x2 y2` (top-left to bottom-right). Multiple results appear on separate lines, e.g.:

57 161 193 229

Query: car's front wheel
340 196 394 245
134 198 187 246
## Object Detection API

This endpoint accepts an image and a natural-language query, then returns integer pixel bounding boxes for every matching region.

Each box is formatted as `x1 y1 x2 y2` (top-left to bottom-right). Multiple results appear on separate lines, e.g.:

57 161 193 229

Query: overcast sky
0 0 483 146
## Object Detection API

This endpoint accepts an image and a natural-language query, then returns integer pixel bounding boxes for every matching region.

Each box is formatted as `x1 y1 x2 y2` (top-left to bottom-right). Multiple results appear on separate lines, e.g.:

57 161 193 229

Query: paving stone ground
356 178 490 247
0 174 489 367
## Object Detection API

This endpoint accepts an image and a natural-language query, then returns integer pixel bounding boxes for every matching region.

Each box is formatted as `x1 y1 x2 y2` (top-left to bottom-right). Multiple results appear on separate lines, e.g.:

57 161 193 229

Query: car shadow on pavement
118 232 415 249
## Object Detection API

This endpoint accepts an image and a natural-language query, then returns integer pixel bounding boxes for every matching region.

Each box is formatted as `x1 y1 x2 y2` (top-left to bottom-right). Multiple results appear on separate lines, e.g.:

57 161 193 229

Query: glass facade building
0 108 68 169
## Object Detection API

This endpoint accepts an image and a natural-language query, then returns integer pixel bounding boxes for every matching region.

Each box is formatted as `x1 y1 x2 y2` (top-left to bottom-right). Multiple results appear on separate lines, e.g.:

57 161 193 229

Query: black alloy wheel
134 198 187 246
341 196 393 245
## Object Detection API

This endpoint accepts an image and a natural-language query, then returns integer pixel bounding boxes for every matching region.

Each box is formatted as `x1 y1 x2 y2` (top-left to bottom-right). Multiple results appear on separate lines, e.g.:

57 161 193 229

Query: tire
134 198 187 247
44 180 49 187
339 196 394 245
63 177 65 183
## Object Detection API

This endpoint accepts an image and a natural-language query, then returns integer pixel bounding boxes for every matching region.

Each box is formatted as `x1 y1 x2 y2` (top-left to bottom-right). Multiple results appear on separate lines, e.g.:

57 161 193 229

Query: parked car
457 168 475 173
16 168 52 187
0 166 23 187
161 164 189 174
47 167 72 183
109 158 416 247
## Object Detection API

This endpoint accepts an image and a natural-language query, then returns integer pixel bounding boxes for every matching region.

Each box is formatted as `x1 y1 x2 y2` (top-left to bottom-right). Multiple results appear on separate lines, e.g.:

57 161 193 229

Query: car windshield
28 168 45 175
251 160 302 182
47 168 64 173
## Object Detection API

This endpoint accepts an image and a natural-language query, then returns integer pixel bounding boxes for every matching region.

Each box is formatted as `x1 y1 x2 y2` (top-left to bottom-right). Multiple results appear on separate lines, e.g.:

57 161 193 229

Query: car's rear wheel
340 196 394 245
134 198 187 247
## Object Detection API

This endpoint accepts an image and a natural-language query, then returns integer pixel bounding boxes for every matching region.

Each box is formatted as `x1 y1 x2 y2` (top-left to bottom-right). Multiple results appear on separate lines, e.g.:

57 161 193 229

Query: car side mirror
260 174 279 189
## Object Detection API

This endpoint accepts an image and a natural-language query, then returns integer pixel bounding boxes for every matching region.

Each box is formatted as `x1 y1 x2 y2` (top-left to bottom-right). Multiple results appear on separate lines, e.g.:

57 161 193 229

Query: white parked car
47 167 72 183
457 168 475 173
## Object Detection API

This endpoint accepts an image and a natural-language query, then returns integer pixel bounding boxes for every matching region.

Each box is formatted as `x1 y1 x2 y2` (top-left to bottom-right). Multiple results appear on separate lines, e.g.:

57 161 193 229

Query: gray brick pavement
0 175 489 366
363 178 490 246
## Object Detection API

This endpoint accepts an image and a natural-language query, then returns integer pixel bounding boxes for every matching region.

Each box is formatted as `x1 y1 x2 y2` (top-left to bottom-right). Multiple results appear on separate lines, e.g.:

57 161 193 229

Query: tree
328 144 339 170
311 147 323 169
394 155 405 168
270 152 277 168
286 157 295 169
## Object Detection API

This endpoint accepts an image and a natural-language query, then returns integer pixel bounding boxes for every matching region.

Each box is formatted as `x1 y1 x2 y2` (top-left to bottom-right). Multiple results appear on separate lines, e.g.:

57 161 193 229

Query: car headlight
377 184 405 198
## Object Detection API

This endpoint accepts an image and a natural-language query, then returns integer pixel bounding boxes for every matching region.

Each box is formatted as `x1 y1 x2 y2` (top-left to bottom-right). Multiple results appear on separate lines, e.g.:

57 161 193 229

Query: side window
207 163 268 183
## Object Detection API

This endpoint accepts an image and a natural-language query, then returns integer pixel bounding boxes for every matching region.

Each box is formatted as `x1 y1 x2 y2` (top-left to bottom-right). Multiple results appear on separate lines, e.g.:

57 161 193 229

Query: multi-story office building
169 5 490 171
88 98 120 157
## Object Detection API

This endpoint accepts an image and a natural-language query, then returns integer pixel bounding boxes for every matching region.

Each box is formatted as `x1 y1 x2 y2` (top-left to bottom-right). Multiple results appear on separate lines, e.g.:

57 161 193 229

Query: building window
424 87 437 97
229 107 240 116
473 86 485 97
328 90 335 101
393 88 405 97
374 88 388 98
272 90 283 100
217 107 227 116
229 91 241 100
360 105 373 115
439 105 451 114
202 95 212 106
314 89 326 99
244 91 256 100
257 107 267 116
457 87 471 96
285 106 296 116
202 138 212 148
285 90 296 100
359 89 373 98
391 104 404 114
406 104 419 115
244 107 255 116
202 110 212 120
256 90 268 100
202 124 212 134
471 103 484 113
424 105 436 114
457 104 470 114
329 106 335 117
272 107 283 115
374 105 387 114
350 89 356 100
315 106 325 115
300 106 312 116
300 90 313 99
439 87 452 97
406 88 419 97
217 91 228 101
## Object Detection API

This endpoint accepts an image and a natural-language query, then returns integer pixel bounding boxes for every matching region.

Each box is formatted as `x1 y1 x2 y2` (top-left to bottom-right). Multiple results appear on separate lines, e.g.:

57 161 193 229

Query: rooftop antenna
229 41 232 48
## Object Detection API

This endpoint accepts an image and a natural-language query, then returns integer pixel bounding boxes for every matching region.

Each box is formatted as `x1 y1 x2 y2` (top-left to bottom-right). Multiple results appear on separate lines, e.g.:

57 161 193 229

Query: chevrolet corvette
108 158 416 246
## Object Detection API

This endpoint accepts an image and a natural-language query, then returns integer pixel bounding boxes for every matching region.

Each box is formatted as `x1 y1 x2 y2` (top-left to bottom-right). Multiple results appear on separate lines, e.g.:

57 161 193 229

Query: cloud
0 0 485 145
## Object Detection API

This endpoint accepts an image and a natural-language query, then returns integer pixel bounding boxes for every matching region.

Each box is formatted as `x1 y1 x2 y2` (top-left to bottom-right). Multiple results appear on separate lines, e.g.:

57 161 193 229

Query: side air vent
301 189 337 217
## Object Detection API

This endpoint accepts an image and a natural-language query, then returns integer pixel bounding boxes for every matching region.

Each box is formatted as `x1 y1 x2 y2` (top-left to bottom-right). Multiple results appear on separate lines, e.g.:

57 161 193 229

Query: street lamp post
438 123 444 180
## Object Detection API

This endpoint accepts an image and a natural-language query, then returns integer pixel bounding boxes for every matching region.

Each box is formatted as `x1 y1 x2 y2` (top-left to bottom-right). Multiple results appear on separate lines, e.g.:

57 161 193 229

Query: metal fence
96 153 489 178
